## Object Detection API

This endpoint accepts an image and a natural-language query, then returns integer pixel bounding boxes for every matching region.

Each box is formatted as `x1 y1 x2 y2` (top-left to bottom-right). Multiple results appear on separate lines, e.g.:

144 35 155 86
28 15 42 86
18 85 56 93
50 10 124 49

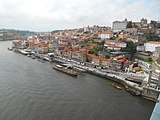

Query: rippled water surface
0 41 155 120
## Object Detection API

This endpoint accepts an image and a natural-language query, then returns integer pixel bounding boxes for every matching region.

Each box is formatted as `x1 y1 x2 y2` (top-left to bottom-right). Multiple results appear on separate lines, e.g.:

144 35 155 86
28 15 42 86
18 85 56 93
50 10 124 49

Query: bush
135 56 153 63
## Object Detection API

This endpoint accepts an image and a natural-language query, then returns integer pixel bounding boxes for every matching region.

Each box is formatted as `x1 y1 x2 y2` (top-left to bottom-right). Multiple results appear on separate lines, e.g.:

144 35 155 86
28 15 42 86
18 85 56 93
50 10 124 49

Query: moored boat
112 83 122 90
7 48 13 51
18 49 35 55
52 64 78 76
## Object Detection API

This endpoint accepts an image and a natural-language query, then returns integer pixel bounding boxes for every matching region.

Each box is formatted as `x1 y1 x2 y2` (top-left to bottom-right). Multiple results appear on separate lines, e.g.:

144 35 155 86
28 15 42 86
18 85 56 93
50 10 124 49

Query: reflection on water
0 41 155 120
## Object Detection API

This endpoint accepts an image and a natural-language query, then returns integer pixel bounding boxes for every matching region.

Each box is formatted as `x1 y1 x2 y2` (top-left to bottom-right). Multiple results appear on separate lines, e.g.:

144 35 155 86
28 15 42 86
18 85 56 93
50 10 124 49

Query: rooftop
132 22 141 24
147 41 160 45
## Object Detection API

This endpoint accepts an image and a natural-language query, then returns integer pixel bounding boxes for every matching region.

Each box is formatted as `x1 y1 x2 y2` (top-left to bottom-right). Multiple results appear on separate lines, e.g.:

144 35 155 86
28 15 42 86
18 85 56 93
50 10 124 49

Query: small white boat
7 48 13 51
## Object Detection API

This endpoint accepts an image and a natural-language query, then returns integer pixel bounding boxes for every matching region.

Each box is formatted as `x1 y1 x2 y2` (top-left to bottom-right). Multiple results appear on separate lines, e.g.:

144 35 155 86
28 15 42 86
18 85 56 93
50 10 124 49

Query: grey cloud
0 0 159 31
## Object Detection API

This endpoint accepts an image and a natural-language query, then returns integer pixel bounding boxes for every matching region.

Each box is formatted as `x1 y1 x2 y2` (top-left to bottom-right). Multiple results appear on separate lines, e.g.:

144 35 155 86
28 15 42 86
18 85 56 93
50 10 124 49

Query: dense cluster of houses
12 18 160 72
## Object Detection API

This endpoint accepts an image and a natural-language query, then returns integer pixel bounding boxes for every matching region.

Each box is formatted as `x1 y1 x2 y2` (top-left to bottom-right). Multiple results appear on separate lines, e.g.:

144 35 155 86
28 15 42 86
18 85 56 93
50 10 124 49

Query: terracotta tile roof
126 28 137 30
147 41 160 45
105 40 117 42
12 40 22 43
124 60 129 63
96 30 113 34
101 31 113 34
140 28 148 30
114 55 124 59
117 58 126 63
39 43 49 47
106 44 114 47
132 22 141 24
87 54 99 59
87 54 109 61
114 46 121 48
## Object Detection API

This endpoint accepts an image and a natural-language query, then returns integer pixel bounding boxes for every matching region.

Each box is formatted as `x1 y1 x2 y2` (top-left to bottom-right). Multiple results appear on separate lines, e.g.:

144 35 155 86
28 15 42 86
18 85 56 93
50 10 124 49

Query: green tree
148 58 153 63
150 20 157 28
89 46 99 54
84 31 90 34
105 55 110 58
143 33 160 41
88 50 94 54
121 41 136 53
157 23 160 28
127 21 132 28
95 53 99 56
97 41 105 50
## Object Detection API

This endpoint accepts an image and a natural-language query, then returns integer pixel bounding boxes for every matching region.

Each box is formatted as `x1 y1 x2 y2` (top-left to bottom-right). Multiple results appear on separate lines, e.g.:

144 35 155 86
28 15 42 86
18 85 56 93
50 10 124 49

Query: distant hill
51 30 62 33
4 29 36 37
0 29 36 41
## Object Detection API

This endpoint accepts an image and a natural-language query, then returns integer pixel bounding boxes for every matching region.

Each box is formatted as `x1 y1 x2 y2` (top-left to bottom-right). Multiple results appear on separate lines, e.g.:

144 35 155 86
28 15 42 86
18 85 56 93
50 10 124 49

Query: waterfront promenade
14 47 160 102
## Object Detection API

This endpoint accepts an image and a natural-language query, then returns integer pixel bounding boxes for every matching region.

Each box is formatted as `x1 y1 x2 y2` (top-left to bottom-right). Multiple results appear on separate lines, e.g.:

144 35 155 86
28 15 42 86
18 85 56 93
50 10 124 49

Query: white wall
145 43 160 52
98 33 113 39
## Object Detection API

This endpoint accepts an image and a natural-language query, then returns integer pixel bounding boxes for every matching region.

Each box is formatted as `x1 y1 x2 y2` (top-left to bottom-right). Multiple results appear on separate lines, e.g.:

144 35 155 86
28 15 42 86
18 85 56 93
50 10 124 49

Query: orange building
87 54 109 66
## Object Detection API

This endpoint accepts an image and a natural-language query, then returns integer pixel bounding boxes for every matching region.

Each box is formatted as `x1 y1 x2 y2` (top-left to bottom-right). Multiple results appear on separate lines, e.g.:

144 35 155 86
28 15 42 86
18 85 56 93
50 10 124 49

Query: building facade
145 41 160 52
152 47 160 61
112 19 128 33
104 40 126 50
98 31 113 39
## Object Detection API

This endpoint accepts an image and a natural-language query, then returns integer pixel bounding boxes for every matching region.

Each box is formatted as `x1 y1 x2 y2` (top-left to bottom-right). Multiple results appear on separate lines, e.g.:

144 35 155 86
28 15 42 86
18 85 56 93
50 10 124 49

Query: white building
137 46 145 52
98 31 113 39
115 42 126 48
104 40 126 50
126 37 138 43
104 40 117 46
145 41 160 52
156 28 160 35
107 45 121 51
125 28 138 35
152 47 160 61
112 19 128 33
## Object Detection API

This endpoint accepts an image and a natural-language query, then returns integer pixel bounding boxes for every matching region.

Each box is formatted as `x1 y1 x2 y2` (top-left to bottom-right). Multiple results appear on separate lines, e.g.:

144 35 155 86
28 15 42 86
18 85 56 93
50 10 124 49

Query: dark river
0 41 155 120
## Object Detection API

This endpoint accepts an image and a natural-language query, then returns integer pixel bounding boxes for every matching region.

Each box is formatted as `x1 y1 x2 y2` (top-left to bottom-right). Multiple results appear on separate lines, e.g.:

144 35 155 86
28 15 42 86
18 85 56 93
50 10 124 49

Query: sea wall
85 67 159 102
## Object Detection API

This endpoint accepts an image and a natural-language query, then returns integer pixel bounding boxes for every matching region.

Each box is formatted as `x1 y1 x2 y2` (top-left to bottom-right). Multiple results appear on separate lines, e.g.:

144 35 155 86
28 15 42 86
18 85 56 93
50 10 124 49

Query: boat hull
112 83 122 90
52 66 78 76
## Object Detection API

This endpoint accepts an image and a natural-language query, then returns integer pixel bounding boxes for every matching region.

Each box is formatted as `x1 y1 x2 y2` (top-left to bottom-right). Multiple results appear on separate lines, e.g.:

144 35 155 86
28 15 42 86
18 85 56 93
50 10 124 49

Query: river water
0 41 155 120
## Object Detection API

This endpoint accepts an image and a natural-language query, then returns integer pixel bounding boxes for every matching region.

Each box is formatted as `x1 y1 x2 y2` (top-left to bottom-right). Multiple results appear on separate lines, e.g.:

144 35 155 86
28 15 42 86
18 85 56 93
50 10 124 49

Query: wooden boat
52 64 78 76
112 83 122 90
61 63 85 72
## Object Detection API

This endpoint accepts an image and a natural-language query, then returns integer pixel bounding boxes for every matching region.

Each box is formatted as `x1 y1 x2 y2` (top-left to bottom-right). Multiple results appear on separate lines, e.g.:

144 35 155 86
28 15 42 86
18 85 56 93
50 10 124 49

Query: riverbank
74 63 160 102
49 55 160 102
0 41 154 120
12 48 160 102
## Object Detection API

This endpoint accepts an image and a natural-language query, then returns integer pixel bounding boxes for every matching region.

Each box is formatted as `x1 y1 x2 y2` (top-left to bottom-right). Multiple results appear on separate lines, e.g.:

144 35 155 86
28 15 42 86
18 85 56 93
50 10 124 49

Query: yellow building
118 33 126 39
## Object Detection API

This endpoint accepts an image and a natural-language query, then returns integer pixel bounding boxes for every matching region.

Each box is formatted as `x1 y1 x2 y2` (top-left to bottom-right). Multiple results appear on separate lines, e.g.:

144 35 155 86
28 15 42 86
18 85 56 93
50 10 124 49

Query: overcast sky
0 0 159 31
